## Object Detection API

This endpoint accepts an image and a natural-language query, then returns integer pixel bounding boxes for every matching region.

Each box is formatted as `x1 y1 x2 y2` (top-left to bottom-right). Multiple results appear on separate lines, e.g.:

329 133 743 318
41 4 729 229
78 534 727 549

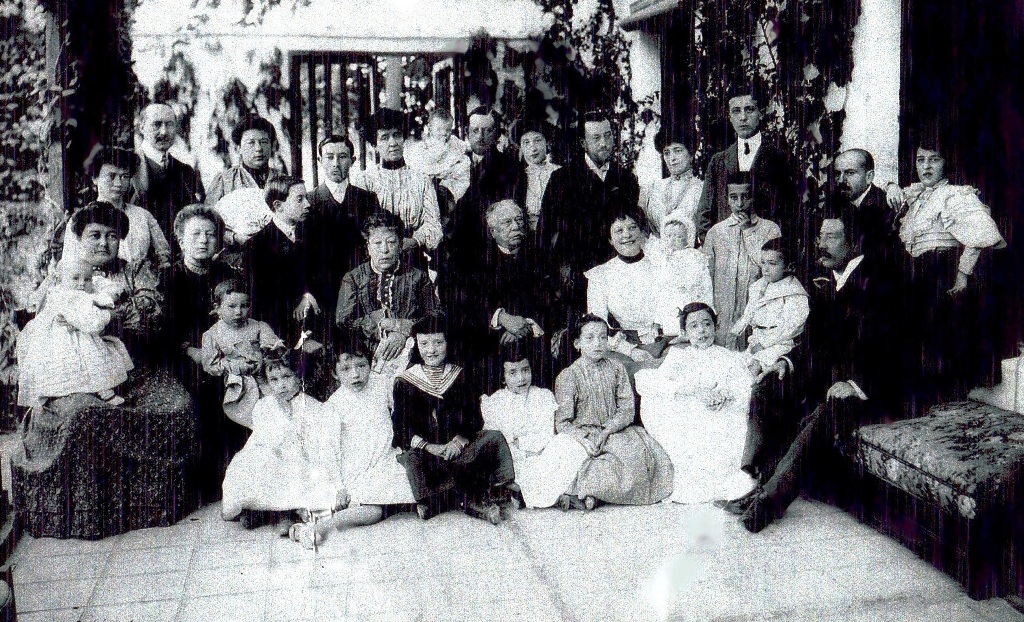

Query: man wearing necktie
737 210 909 532
542 110 641 309
130 102 205 242
695 87 798 246
832 149 903 268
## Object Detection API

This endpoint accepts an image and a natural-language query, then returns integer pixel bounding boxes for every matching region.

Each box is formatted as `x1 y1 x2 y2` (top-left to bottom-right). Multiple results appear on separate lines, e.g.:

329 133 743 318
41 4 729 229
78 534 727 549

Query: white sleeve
412 180 443 251
585 266 609 320
752 294 810 352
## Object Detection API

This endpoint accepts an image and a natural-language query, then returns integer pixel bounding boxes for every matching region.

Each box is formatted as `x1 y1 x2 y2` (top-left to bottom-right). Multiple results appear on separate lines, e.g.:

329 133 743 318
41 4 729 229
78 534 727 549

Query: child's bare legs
291 505 384 550
316 505 385 538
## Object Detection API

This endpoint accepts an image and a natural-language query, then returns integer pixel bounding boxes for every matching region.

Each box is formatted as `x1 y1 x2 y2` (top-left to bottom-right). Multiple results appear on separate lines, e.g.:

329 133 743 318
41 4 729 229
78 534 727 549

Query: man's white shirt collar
737 132 762 172
272 214 297 242
141 142 169 168
585 153 610 181
833 254 865 291
324 178 349 203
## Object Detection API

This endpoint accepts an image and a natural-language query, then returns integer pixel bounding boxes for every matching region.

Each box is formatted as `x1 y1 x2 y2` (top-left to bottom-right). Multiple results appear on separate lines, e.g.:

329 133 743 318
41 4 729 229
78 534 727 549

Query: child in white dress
221 354 349 534
201 279 284 426
650 214 714 337
17 259 133 408
636 302 756 504
729 238 810 379
289 347 417 549
481 346 589 509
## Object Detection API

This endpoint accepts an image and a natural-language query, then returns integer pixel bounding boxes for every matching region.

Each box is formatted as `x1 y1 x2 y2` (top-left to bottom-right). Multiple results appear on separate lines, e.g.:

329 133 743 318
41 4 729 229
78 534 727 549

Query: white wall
627 30 664 187
839 0 902 184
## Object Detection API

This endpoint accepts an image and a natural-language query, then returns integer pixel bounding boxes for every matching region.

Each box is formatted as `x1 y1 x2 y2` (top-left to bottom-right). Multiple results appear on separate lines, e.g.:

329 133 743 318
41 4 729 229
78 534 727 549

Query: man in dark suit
449 107 520 262
443 200 563 391
833 148 902 266
739 210 907 532
695 89 797 243
542 110 641 307
130 102 205 239
306 134 381 308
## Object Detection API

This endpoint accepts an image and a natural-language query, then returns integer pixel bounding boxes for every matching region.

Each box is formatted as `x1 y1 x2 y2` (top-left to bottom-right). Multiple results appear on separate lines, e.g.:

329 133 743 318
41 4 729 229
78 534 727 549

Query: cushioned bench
852 400 1024 599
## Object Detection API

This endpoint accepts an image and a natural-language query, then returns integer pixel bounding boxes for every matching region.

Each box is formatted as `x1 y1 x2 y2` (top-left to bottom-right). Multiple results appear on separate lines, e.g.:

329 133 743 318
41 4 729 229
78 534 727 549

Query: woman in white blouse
352 108 443 254
512 119 561 252
584 208 667 372
888 137 1006 403
641 128 703 253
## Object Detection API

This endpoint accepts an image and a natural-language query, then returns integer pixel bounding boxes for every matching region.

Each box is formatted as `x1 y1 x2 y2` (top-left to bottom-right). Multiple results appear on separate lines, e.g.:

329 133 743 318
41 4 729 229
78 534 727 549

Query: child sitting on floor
553 314 674 511
17 258 133 408
289 345 417 549
729 238 810 379
220 353 349 535
200 279 284 426
481 342 589 509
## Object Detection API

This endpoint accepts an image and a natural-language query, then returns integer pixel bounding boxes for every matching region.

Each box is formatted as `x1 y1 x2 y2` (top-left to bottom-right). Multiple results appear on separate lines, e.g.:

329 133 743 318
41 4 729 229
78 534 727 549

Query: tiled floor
8 498 1023 621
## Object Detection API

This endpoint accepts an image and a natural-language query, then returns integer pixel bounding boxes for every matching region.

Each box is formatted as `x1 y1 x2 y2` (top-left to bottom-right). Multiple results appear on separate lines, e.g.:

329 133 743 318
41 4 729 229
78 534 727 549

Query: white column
627 30 663 188
383 54 403 110
840 0 901 184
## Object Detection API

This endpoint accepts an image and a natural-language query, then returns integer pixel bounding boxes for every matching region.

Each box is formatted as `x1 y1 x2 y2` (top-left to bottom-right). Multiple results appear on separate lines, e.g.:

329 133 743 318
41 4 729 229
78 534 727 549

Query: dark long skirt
907 248 1001 410
11 369 198 539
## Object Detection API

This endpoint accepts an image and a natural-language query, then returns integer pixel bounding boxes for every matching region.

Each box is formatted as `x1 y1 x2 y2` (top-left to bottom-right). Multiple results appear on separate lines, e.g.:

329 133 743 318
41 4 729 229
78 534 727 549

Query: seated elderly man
442 199 564 391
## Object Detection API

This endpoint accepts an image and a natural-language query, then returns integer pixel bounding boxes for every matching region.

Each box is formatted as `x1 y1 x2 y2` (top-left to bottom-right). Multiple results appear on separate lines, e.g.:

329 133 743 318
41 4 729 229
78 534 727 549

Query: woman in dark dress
13 203 197 539
166 204 247 503
335 210 437 377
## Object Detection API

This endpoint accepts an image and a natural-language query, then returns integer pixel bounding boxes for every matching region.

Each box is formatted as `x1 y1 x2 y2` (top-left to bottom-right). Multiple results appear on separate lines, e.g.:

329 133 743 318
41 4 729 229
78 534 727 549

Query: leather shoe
740 492 783 533
713 488 760 515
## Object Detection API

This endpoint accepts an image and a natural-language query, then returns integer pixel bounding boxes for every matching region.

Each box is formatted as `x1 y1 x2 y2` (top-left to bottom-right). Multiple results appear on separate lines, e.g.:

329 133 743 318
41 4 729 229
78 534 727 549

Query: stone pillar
627 30 663 188
840 0 901 184
44 9 67 214
383 55 404 110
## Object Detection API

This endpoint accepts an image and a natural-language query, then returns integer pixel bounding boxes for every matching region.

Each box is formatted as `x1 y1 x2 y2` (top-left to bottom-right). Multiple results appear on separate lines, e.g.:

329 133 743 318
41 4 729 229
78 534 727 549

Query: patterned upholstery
855 400 1024 519
11 369 198 539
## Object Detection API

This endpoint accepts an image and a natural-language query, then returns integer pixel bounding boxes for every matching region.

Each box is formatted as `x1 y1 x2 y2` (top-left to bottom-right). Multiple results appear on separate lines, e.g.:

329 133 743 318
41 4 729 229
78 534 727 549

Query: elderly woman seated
13 202 197 538
335 210 438 378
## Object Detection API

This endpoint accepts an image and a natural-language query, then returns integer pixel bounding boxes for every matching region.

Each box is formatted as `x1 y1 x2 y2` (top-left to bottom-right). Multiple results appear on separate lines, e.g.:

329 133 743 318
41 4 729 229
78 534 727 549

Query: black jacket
696 139 798 242
805 255 904 422
129 153 205 238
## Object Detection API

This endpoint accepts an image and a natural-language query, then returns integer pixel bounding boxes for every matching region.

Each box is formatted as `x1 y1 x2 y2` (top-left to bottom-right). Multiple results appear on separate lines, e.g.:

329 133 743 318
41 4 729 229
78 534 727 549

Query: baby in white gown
17 259 133 408
649 214 714 337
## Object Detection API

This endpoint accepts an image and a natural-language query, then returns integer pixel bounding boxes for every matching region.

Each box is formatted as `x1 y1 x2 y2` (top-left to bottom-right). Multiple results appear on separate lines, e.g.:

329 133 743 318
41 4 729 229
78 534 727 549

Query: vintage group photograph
0 0 1022 620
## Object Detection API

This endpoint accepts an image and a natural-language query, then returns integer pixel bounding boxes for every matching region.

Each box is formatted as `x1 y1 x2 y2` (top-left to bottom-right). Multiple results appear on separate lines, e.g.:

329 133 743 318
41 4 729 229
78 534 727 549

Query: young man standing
695 89 797 244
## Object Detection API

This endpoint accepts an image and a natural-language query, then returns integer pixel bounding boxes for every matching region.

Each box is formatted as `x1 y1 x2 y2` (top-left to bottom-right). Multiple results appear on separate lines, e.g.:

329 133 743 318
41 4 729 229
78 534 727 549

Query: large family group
13 84 1008 548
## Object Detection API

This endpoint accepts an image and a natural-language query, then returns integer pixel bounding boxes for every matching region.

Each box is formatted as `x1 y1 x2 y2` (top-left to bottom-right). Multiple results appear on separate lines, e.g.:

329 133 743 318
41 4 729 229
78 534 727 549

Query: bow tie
743 142 751 155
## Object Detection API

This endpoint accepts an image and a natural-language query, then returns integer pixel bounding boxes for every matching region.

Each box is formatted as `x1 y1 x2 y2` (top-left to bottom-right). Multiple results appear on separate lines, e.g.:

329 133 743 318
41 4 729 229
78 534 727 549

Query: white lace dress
635 344 756 504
